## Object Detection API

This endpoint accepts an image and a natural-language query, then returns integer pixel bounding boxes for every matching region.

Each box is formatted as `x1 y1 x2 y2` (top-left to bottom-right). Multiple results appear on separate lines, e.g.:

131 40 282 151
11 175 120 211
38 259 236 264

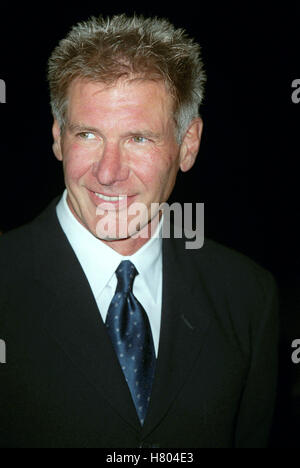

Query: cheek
135 151 178 193
63 143 94 182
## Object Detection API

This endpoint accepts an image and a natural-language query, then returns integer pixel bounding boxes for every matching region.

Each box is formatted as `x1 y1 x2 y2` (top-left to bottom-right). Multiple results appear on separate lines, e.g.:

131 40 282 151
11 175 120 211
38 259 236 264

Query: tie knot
115 260 138 293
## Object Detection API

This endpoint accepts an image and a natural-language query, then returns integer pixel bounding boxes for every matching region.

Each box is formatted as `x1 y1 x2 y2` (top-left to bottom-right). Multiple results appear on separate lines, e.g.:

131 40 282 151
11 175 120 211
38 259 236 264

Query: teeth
94 192 127 201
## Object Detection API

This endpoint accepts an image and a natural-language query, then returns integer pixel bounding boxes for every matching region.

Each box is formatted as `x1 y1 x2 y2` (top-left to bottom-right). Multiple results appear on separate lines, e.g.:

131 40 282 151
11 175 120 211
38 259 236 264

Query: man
0 14 278 448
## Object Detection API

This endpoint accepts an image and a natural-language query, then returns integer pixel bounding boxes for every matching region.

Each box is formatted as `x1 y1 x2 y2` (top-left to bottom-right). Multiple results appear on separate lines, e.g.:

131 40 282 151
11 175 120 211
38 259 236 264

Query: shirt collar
56 189 162 301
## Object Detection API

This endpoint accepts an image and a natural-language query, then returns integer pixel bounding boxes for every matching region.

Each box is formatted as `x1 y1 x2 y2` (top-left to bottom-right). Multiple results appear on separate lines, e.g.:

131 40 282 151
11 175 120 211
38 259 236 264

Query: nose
92 141 129 186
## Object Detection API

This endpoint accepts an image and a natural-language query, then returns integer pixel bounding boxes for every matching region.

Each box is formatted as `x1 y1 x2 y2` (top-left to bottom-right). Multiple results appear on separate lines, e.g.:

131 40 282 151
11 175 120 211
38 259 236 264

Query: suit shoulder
0 197 59 255
177 236 277 303
0 197 59 277
0 223 36 292
202 238 274 283
0 222 34 249
0 221 33 259
190 238 278 338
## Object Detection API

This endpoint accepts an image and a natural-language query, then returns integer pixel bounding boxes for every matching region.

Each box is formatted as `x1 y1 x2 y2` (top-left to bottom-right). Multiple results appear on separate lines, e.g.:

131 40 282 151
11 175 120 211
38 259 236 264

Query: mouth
88 188 135 208
93 192 127 202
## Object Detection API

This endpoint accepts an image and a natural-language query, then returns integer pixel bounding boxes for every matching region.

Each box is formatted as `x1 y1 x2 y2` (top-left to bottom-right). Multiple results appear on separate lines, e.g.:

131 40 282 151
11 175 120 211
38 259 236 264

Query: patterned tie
105 260 156 425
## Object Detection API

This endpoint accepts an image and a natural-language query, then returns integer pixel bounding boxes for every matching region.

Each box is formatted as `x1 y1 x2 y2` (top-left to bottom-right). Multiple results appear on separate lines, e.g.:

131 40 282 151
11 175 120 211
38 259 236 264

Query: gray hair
47 14 206 142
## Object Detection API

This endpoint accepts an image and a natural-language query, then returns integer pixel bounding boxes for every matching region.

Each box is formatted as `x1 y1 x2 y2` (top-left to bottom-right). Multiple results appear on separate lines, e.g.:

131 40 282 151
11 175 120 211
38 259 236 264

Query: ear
179 117 203 172
52 119 63 161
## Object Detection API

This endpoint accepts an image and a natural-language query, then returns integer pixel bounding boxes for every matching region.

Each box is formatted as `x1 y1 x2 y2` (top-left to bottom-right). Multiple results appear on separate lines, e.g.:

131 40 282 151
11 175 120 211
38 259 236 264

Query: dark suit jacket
270 274 300 448
0 197 279 448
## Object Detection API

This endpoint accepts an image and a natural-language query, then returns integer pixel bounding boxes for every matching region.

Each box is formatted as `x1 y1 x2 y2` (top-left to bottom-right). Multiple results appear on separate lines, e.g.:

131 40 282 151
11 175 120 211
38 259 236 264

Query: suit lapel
33 200 140 431
141 234 213 438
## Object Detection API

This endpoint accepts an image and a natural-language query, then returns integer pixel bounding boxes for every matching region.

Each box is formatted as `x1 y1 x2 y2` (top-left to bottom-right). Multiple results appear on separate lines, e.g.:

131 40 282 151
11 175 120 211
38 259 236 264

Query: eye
132 136 148 144
78 132 96 140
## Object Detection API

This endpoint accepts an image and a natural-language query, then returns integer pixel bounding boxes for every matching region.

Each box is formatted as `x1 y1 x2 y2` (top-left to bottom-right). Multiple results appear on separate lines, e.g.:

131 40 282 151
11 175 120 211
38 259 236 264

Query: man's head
47 14 206 253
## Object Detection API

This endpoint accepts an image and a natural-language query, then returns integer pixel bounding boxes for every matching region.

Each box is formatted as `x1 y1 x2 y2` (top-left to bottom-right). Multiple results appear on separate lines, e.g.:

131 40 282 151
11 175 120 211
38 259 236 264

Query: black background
0 2 299 447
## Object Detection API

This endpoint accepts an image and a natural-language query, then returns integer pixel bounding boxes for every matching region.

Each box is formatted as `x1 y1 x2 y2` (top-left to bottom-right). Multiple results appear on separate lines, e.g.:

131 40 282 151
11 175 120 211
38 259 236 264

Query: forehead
66 78 174 124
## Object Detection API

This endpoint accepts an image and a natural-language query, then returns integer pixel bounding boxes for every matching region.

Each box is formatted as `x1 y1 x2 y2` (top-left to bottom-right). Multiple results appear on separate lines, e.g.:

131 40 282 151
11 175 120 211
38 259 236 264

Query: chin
97 235 130 242
95 228 139 241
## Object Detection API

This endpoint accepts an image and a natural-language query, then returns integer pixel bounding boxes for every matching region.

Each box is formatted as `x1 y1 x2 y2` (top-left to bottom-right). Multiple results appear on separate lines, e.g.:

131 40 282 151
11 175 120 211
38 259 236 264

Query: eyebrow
67 122 161 140
67 123 100 134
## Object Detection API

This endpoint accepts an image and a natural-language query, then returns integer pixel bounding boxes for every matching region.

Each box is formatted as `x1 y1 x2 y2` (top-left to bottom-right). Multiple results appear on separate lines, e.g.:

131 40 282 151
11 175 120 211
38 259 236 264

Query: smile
94 192 127 202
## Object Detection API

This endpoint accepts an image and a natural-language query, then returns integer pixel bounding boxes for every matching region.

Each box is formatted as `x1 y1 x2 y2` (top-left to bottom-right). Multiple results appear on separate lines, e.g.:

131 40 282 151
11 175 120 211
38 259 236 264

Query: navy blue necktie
105 260 156 425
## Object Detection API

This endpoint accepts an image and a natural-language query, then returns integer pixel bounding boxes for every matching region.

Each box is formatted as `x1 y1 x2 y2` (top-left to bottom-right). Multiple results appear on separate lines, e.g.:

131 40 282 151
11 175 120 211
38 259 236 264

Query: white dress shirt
56 190 162 356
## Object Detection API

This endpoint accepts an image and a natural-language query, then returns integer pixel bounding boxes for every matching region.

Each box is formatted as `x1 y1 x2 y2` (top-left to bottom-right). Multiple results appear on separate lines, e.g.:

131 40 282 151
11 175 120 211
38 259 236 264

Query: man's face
52 78 202 253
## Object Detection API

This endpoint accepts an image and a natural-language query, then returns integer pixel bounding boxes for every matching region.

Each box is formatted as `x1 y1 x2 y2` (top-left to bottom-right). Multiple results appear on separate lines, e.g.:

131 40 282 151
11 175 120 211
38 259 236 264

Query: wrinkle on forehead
66 77 176 140
67 76 175 114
